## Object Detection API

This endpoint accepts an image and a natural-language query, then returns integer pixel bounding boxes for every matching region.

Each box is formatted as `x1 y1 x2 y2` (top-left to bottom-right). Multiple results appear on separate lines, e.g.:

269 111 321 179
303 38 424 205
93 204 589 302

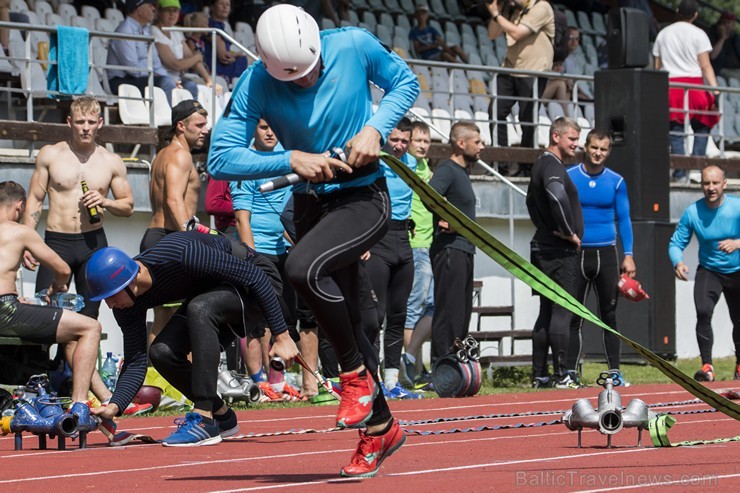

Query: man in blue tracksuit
669 164 740 382
207 4 419 478
567 129 635 386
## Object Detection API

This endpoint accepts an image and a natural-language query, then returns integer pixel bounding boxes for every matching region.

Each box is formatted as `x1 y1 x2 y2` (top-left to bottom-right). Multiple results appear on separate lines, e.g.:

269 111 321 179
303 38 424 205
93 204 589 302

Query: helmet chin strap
124 285 136 302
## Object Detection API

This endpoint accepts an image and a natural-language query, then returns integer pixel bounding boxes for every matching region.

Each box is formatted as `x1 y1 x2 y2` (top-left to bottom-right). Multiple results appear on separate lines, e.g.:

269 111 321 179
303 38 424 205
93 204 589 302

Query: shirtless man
140 99 209 345
0 181 103 431
22 96 134 323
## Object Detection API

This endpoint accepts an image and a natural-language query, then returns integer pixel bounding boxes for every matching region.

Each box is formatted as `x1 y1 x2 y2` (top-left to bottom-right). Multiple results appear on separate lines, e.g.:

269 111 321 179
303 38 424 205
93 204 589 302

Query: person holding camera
487 0 555 172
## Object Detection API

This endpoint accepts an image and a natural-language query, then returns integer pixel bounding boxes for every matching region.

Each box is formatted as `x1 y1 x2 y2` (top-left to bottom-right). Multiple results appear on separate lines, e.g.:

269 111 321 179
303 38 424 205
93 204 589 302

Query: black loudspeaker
581 221 676 362
607 7 650 69
595 69 669 221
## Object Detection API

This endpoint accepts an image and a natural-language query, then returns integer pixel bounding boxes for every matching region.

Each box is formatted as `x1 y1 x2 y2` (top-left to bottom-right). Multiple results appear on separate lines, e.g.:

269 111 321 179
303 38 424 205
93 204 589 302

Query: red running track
1 382 738 492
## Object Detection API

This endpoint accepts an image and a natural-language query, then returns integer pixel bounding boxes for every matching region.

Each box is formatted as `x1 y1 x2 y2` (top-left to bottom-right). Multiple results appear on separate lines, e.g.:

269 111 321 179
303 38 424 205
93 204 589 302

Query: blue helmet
85 247 139 301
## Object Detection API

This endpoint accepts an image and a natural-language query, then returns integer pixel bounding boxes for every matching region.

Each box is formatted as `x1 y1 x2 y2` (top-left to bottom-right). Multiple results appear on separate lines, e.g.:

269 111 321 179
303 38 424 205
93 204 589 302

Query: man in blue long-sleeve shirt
84 232 298 446
107 0 179 103
526 117 583 389
208 4 419 477
668 164 740 382
567 129 635 386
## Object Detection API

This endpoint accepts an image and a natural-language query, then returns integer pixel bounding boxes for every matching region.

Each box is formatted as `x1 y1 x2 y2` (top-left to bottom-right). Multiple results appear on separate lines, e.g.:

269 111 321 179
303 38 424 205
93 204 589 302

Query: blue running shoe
162 412 222 447
379 381 394 399
388 385 423 400
610 369 631 387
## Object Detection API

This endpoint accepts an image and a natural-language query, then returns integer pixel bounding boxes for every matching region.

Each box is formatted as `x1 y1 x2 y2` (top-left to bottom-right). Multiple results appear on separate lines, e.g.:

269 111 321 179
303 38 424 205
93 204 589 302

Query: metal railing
161 26 255 123
0 20 158 129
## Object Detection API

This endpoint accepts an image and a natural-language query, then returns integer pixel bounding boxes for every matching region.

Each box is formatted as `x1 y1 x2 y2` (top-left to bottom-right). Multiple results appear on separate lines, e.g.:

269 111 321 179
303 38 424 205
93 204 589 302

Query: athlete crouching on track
84 232 298 446
207 5 420 477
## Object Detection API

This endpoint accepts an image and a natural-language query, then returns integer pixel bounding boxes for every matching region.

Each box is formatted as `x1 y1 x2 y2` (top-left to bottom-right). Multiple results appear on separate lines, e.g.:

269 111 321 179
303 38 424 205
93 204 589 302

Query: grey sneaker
553 374 580 389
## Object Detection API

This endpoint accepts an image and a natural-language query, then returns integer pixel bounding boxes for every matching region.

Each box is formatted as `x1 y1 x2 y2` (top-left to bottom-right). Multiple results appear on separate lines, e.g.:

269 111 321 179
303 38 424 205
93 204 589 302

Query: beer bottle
81 180 101 224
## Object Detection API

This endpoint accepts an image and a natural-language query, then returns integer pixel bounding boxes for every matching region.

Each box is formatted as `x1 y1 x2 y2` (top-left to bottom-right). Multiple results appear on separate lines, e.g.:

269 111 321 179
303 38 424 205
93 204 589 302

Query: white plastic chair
34 0 53 17
398 0 415 15
71 16 90 29
362 11 377 31
431 108 452 141
396 11 411 31
10 0 28 12
412 93 431 112
95 18 114 35
536 114 551 148
144 86 173 127
105 7 124 26
57 3 77 24
375 24 392 46
475 110 492 145
171 87 194 106
507 113 522 146
81 5 101 25
117 84 150 125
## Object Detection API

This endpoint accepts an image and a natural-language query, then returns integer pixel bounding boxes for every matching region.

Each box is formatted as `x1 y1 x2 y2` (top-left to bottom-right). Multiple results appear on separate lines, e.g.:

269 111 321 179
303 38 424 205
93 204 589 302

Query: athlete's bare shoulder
35 141 68 167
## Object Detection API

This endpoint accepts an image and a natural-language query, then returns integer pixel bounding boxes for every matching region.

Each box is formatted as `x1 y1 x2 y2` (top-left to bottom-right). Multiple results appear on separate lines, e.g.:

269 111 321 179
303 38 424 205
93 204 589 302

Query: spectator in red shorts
653 0 720 182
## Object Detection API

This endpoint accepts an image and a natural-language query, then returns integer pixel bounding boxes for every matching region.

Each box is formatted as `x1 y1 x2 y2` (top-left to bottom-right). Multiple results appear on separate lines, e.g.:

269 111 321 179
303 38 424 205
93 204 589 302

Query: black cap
676 0 698 17
171 99 204 128
126 0 156 13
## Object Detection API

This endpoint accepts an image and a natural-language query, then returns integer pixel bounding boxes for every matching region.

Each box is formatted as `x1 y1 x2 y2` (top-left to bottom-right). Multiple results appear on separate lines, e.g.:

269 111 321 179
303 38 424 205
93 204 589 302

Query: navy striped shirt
109 231 287 414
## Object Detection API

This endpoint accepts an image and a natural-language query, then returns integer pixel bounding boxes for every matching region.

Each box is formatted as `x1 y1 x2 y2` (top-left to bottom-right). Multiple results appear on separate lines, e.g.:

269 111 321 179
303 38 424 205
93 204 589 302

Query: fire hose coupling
217 370 261 405
562 371 656 448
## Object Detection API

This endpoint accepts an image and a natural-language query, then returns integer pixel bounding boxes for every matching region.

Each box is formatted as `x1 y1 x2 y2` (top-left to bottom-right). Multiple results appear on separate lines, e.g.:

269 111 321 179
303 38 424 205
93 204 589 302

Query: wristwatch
493 13 501 22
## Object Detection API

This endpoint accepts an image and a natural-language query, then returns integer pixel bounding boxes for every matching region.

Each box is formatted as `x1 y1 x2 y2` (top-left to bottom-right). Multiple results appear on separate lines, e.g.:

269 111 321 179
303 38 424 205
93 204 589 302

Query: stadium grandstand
0 0 738 169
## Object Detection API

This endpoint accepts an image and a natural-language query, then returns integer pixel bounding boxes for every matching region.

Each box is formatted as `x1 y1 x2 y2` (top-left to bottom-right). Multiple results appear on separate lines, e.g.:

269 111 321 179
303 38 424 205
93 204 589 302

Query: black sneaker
214 407 239 438
414 369 434 391
532 376 551 389
399 353 416 389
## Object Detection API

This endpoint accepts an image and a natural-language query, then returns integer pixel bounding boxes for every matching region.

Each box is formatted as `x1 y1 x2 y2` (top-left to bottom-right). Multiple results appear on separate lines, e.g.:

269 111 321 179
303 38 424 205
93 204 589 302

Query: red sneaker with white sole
336 370 377 429
340 419 406 478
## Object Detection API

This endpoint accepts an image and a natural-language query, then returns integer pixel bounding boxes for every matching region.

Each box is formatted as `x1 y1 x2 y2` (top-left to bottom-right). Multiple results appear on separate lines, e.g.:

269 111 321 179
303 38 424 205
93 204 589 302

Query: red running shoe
282 382 307 402
340 419 406 478
123 402 154 416
336 370 377 429
694 363 715 382
734 364 740 381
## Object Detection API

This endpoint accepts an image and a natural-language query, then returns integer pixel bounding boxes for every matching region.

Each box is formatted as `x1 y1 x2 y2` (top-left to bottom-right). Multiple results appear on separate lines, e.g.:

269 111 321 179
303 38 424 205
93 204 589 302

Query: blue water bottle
101 352 118 391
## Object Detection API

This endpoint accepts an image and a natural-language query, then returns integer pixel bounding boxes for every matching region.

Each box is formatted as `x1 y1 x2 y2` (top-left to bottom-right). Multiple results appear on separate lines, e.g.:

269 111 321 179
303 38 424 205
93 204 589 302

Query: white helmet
255 5 321 82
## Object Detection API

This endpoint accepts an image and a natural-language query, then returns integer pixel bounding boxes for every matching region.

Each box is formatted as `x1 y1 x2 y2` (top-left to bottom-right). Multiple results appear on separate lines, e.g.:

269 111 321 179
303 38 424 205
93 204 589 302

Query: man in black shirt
526 116 583 389
84 232 298 446
428 121 483 361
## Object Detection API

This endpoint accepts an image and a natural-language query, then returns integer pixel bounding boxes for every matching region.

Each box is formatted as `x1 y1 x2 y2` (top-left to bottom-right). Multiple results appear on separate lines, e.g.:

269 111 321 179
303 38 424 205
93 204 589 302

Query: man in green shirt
401 121 435 386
